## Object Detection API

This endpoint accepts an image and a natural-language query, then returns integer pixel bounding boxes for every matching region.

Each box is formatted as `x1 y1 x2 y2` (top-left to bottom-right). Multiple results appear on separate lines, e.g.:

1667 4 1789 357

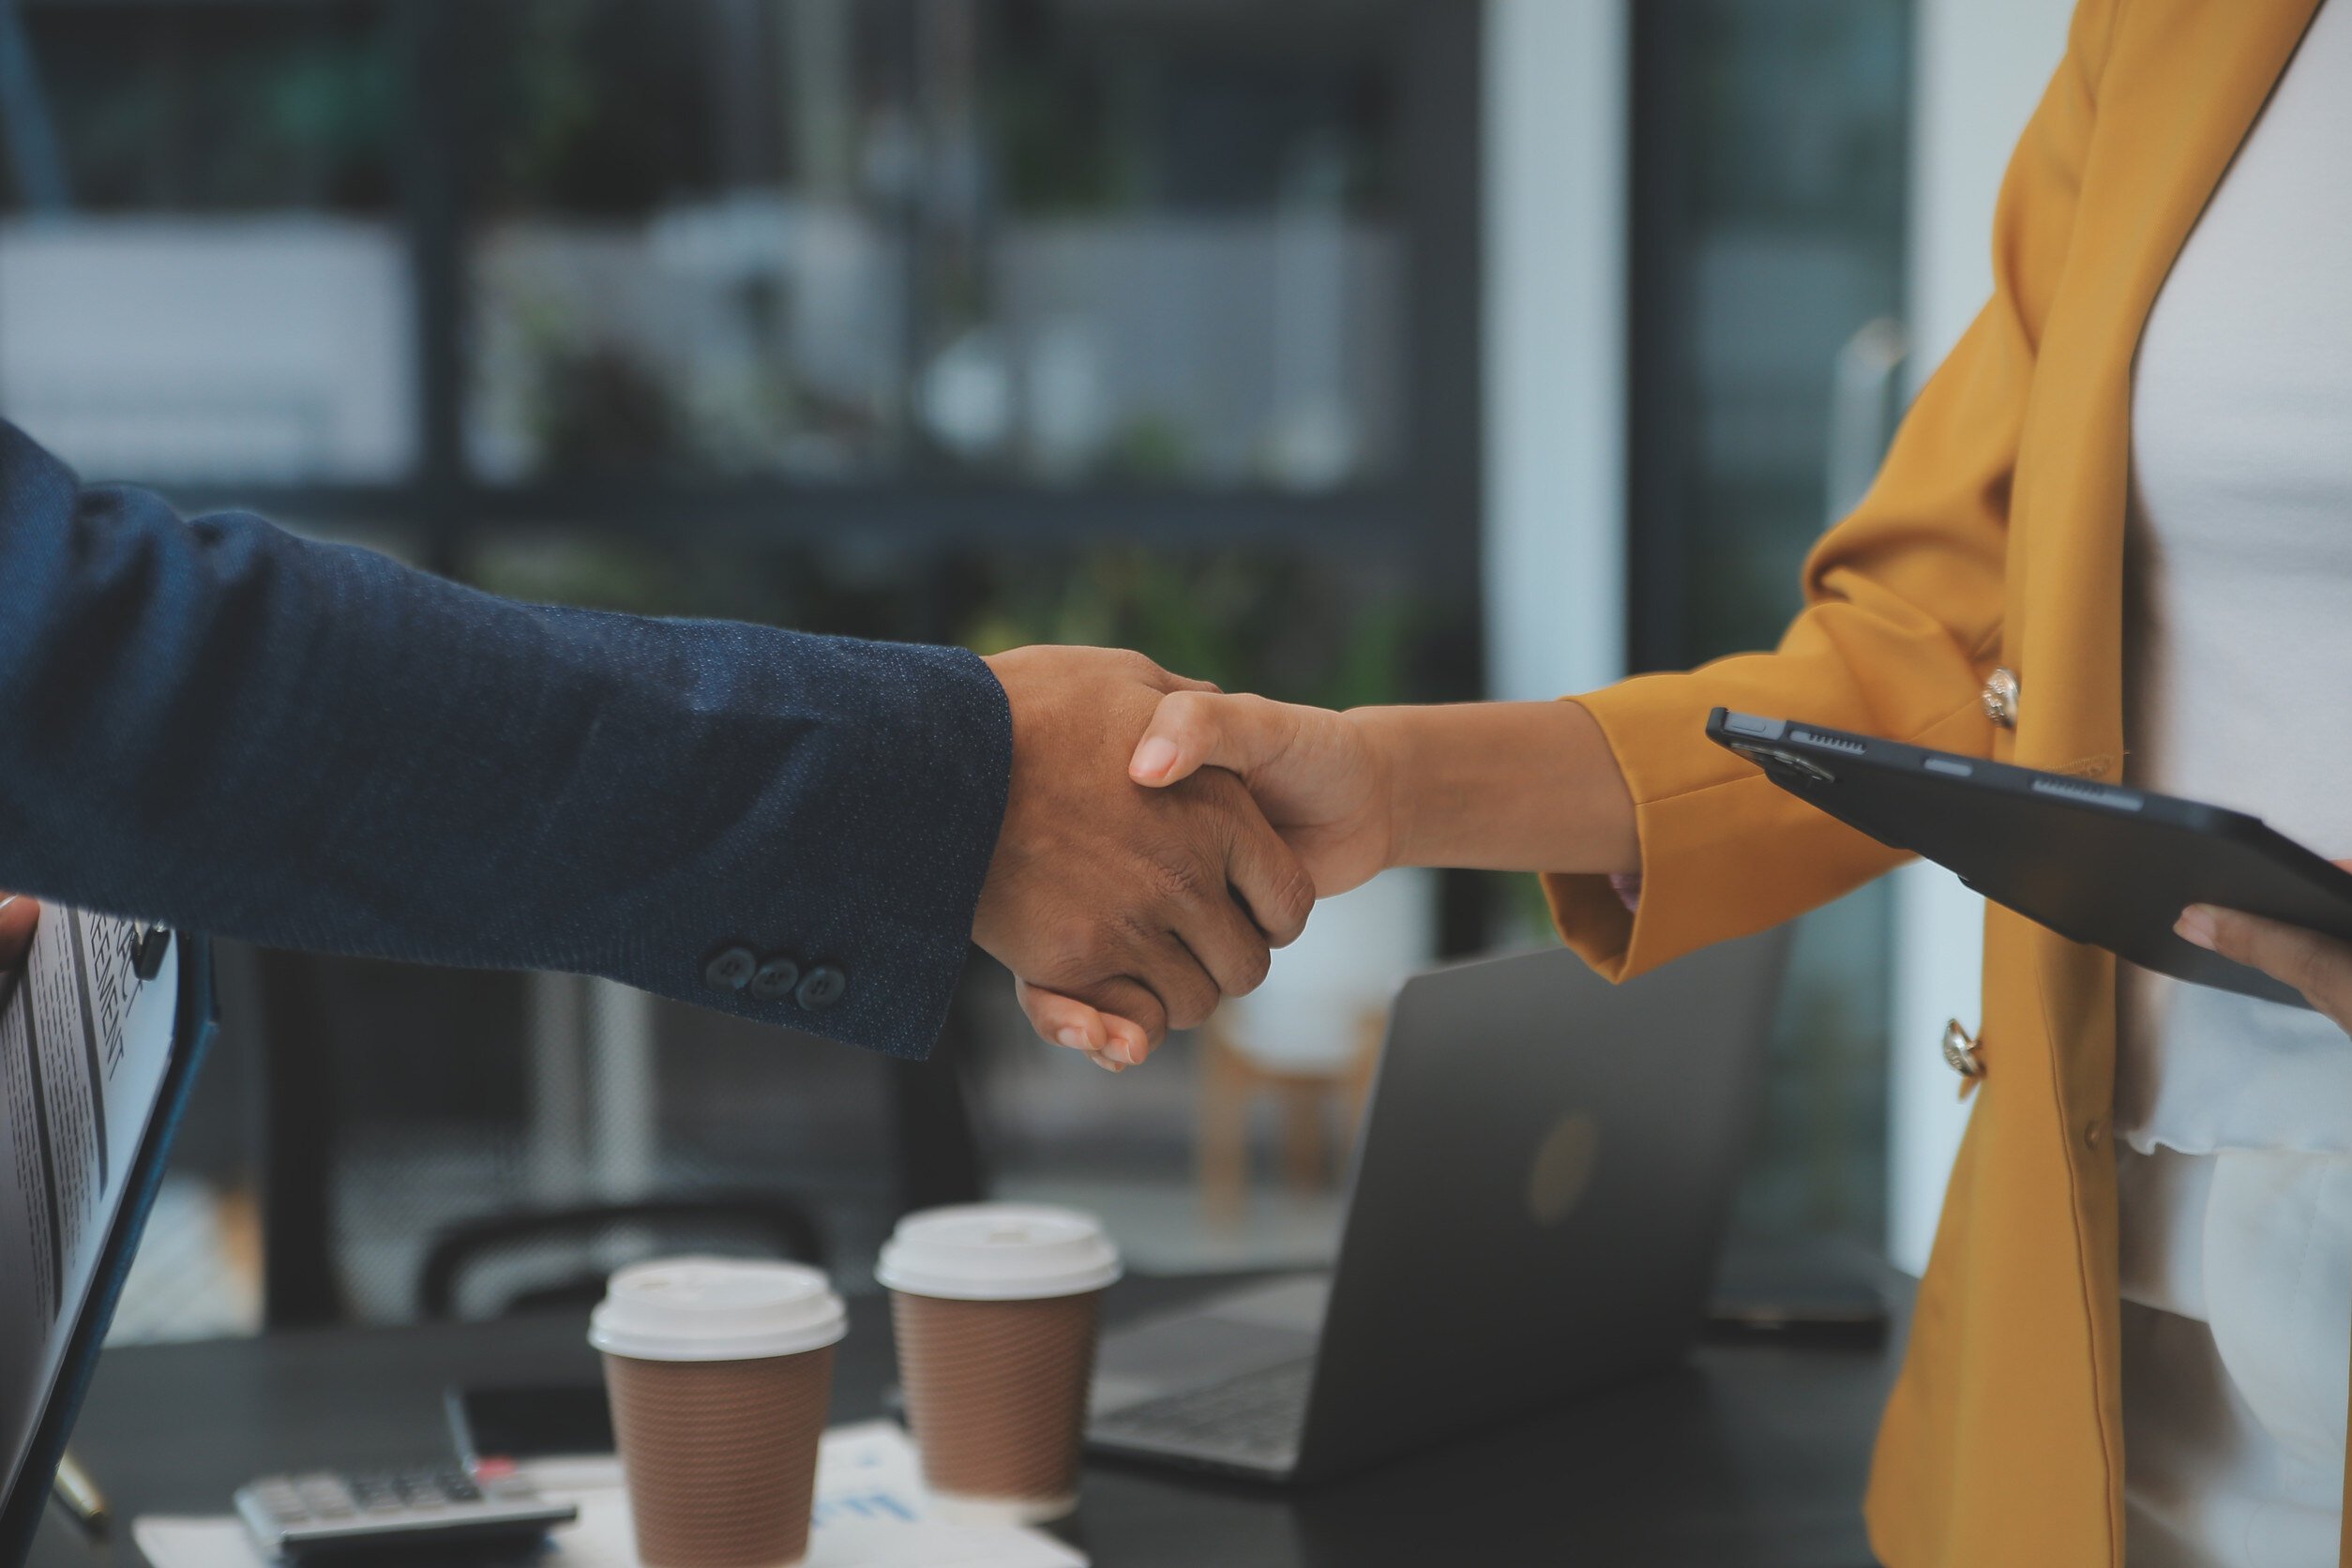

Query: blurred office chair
244 944 991 1330
415 1192 826 1320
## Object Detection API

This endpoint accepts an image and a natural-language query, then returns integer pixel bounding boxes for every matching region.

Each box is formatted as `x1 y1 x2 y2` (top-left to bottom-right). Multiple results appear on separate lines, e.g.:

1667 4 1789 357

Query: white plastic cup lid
875 1204 1123 1302
588 1256 848 1362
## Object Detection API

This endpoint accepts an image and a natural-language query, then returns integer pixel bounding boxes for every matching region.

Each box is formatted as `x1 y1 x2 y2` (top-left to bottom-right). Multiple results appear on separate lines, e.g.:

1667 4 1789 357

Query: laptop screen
0 908 181 1509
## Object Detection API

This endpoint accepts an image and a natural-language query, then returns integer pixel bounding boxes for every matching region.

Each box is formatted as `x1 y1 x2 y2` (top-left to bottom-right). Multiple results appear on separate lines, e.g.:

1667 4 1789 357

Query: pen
53 1450 108 1537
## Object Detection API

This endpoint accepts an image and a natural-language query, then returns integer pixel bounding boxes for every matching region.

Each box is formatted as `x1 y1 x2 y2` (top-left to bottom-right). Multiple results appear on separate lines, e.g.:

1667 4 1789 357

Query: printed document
0 909 177 1494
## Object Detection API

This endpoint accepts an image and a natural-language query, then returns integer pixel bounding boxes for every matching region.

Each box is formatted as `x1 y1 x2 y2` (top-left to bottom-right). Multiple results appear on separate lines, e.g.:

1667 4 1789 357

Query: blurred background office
0 0 2066 1342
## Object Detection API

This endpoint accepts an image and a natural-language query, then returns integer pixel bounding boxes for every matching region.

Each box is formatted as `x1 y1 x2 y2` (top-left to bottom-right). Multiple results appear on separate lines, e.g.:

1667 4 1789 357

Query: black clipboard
1707 709 2352 1009
0 926 213 1567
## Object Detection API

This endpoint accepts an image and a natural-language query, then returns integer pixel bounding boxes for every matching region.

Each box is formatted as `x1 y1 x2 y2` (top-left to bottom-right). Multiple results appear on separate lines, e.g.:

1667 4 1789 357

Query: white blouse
2117 1 2352 1562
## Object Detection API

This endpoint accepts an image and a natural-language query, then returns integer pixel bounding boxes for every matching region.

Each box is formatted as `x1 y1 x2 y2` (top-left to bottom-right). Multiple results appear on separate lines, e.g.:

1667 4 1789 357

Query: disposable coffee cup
877 1204 1122 1524
590 1258 848 1568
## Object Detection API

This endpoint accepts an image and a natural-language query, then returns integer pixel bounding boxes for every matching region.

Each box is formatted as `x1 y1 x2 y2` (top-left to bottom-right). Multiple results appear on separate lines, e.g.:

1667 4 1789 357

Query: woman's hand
1015 975 1156 1073
0 893 38 974
1128 694 1396 899
2177 862 2352 1033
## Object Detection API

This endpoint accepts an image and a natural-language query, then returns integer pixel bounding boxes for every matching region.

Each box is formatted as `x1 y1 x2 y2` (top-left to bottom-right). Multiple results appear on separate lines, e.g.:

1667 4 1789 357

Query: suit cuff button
794 965 848 1012
702 945 758 993
749 957 802 1003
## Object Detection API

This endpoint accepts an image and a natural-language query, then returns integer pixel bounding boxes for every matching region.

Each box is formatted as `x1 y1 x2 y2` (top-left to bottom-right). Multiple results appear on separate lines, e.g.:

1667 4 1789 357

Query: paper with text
0 908 177 1498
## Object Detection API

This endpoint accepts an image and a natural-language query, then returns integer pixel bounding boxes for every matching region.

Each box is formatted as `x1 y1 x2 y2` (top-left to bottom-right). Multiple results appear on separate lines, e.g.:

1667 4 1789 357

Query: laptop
1085 927 1789 1485
0 911 212 1568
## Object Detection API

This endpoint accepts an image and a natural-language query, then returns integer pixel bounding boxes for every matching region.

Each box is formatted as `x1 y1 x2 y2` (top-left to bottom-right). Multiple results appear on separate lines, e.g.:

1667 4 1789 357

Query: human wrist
1338 700 1636 876
1344 705 1423 871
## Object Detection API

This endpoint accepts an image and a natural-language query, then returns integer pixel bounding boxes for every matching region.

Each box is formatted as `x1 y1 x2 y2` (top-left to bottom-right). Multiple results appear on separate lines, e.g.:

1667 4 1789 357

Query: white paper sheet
0 910 177 1494
133 1424 1086 1568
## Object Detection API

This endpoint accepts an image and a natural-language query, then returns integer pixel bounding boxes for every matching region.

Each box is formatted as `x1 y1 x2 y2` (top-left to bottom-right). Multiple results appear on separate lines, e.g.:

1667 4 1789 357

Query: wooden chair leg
1280 1083 1329 1194
1198 1028 1251 1225
1337 1007 1386 1159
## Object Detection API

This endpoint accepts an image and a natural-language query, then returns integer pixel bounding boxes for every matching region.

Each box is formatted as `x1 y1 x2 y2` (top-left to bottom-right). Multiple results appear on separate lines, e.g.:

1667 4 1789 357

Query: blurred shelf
146 476 1432 550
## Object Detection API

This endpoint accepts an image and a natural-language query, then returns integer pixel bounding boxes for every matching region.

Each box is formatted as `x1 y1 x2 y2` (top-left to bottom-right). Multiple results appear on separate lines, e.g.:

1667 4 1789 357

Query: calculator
233 1466 577 1560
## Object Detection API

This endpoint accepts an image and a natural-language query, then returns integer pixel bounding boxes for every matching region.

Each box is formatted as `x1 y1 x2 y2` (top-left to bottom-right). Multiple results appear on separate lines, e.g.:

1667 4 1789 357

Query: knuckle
2284 935 2336 996
1159 688 1211 731
1145 847 1214 909
1165 979 1219 1032
1043 921 1108 986
1109 908 1165 957
2207 912 2254 962
1267 873 1315 945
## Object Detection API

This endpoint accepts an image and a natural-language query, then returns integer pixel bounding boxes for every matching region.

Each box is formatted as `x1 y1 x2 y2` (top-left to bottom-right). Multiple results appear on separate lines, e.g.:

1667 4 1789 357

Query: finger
1123 926 1225 1033
1148 789 1292 993
1068 972 1173 1052
1131 691 1297 789
2179 903 2352 1003
1016 978 1156 1067
1206 776 1315 949
0 895 38 972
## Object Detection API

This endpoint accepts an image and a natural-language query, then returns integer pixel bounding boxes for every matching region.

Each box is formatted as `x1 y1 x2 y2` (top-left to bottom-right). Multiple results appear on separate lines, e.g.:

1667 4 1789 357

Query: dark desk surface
33 1274 1901 1568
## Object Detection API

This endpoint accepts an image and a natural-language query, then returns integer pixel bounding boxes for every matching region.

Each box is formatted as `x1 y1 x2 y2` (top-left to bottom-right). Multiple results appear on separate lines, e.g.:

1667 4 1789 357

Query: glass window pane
0 3 415 484
459 0 1410 490
1633 0 1913 1251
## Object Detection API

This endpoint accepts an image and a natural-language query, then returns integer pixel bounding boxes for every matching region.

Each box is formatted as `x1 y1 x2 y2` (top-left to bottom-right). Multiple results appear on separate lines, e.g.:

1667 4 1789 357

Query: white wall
1482 0 1628 702
1886 0 2073 1276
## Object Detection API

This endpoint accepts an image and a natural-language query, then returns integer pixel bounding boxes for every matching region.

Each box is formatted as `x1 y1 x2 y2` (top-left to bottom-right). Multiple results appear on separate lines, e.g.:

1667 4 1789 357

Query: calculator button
256 1481 306 1513
294 1479 355 1518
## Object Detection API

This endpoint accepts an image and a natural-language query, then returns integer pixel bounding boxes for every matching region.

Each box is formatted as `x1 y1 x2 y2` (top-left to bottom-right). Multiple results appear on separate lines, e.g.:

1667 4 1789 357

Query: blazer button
1982 668 2020 730
702 946 758 993
1941 1018 1984 1079
795 966 848 1012
749 957 801 1003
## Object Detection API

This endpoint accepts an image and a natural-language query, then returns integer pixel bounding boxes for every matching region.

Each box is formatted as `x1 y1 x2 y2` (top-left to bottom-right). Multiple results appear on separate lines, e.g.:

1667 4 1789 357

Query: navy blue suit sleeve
0 423 1012 1059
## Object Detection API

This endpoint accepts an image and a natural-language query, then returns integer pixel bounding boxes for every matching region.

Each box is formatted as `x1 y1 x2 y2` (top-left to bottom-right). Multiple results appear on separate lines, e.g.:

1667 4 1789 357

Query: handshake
970 645 1413 1074
0 645 1652 1060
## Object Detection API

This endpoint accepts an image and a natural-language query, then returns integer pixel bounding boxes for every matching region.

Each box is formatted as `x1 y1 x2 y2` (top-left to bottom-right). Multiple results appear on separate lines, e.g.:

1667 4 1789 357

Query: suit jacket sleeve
0 423 1012 1060
1544 0 2119 979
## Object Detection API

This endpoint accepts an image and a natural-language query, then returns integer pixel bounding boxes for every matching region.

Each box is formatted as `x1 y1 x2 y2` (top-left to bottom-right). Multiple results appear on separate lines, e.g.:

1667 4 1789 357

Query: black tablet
1706 709 2352 1009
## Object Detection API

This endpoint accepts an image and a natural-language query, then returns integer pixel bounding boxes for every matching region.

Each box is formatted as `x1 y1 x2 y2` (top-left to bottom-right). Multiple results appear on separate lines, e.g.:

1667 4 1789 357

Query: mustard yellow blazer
1544 3 2335 1562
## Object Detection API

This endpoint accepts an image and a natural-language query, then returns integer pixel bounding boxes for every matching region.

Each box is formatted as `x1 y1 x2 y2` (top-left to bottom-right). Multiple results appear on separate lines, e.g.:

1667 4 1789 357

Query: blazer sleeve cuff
697 640 1013 1061
1543 674 1980 984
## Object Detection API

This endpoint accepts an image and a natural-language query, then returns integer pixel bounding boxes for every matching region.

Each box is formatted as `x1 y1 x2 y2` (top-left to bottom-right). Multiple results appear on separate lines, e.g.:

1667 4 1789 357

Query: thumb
1129 691 1300 790
0 895 38 973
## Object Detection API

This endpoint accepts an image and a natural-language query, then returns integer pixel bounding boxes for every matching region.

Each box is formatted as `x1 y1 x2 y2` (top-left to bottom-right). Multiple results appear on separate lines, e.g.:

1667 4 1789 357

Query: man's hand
2177 863 2352 1034
973 648 1316 1061
0 894 38 973
1017 692 1393 1060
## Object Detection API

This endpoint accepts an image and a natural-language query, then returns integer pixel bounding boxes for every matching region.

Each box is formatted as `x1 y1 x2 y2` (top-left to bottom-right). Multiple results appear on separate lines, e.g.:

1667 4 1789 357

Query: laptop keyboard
1091 1358 1315 1469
